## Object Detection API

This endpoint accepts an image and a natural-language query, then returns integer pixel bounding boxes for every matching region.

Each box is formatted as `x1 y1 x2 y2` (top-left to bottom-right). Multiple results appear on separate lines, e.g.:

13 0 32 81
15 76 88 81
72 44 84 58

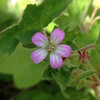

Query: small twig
74 45 95 54
78 44 95 52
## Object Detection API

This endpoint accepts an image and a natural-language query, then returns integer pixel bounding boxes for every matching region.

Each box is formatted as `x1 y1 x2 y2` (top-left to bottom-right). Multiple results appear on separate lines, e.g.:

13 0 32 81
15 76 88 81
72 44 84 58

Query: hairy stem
81 7 98 33
75 44 95 54
86 59 100 100
86 58 100 85
78 44 95 51
43 29 48 38
93 16 100 24
94 86 100 100
90 7 98 21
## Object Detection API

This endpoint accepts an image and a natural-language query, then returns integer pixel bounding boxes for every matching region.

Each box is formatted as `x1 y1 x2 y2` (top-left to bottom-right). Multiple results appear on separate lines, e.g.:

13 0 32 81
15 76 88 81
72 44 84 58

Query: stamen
47 44 55 52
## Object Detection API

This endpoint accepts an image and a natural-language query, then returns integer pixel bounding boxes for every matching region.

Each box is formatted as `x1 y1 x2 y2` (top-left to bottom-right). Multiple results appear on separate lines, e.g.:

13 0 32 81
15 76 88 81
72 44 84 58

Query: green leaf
0 10 18 32
61 27 79 45
57 23 99 52
74 25 99 48
22 43 36 48
67 41 79 51
70 70 95 89
51 66 74 90
0 44 48 89
42 65 75 89
16 81 67 100
0 73 12 82
55 14 71 30
95 33 100 54
76 80 86 89
16 85 94 100
0 0 72 56
77 70 96 80
67 0 91 24
19 0 72 30
55 0 92 30
64 27 79 42
0 0 8 11
91 48 100 69
42 66 53 80
17 0 72 44
0 25 19 56
63 87 94 100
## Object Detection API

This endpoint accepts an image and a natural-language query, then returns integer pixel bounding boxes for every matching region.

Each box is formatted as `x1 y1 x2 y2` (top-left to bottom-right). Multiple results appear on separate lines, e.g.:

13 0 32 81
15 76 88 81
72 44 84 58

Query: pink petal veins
50 28 65 45
31 48 48 64
32 32 49 47
55 45 72 58
50 52 63 69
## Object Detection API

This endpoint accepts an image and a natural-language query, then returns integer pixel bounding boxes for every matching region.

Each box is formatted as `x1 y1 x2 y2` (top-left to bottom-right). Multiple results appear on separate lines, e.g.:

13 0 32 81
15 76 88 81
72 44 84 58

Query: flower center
47 44 55 52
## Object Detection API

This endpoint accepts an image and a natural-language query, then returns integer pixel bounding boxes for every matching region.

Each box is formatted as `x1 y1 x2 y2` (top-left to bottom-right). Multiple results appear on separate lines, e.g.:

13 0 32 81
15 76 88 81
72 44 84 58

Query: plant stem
86 59 100 100
82 7 98 33
86 58 100 85
75 44 95 54
43 29 48 38
90 7 98 21
93 16 100 24
94 85 100 100
78 44 95 51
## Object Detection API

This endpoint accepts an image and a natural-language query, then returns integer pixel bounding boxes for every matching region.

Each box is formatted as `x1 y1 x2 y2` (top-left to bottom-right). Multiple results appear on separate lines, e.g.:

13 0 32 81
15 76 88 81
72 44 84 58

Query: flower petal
31 48 48 64
55 45 72 57
50 28 65 45
32 32 48 47
50 52 63 69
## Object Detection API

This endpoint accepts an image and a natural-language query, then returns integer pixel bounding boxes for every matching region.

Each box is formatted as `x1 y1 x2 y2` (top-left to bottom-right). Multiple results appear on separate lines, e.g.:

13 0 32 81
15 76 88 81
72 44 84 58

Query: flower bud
93 0 100 8
85 16 90 23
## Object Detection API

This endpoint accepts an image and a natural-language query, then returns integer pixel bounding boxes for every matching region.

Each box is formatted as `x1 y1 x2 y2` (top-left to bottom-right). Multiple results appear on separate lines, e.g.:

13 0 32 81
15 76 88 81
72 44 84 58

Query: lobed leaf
77 70 96 80
0 44 48 89
0 0 72 56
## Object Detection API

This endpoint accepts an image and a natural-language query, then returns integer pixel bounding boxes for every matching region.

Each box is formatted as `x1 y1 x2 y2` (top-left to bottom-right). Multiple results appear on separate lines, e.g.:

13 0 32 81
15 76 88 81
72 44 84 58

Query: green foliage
0 74 12 82
42 66 53 80
74 25 99 48
0 25 19 56
55 0 92 30
77 70 96 80
66 0 91 24
42 65 74 90
0 44 48 89
0 0 72 56
90 48 100 70
95 33 100 54
16 82 67 100
0 0 8 11
0 10 18 32
63 87 94 100
16 81 94 100
62 24 99 51
51 68 73 90
0 1 100 100
70 69 96 89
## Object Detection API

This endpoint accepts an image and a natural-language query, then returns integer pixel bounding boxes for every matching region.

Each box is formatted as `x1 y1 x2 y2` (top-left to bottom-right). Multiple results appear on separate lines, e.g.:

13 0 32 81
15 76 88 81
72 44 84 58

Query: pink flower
31 28 72 69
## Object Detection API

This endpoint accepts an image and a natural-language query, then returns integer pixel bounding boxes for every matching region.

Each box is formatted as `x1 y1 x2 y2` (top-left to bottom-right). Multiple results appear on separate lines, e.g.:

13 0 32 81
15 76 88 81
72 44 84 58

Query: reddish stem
90 7 98 21
78 44 95 51
81 8 98 33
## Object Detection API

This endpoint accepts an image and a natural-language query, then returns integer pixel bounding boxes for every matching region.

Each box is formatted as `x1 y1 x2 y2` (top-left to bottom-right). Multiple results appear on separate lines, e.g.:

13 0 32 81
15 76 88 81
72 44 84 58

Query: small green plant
0 0 100 100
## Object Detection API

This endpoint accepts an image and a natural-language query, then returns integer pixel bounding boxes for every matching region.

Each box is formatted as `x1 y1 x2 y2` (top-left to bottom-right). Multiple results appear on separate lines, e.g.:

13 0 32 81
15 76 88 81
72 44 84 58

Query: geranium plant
0 0 100 100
